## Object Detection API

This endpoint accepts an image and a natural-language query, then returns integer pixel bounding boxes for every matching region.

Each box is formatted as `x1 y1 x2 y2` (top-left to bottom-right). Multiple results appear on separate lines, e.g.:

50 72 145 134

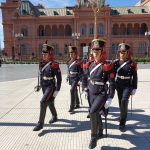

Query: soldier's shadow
38 118 90 137
99 106 150 150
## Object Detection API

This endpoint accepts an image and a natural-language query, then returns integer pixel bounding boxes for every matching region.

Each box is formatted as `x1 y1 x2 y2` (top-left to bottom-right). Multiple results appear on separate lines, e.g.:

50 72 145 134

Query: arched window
45 25 51 36
98 23 104 35
112 24 119 35
140 23 148 35
134 23 140 35
89 24 94 36
65 25 72 36
80 24 86 36
21 27 28 36
59 25 64 36
52 25 58 36
127 24 133 35
38 25 44 36
120 24 126 35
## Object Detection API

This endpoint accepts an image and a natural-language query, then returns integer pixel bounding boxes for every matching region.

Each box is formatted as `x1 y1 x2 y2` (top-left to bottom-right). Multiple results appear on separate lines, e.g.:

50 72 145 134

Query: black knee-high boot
89 113 98 149
119 100 128 130
68 90 75 113
98 115 103 138
33 102 47 131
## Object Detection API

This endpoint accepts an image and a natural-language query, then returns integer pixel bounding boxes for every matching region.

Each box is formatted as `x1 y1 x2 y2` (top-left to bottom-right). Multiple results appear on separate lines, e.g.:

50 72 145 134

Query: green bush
132 57 150 63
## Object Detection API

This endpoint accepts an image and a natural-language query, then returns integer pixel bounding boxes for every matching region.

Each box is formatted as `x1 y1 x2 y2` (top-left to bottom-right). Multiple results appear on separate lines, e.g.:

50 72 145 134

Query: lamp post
145 31 150 58
72 32 80 46
15 33 23 61
72 32 80 55
88 0 104 39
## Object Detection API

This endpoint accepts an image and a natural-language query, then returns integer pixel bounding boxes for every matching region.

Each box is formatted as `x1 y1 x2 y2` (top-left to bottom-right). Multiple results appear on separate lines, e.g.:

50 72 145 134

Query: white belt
117 75 131 80
69 71 78 75
43 76 54 80
90 80 104 86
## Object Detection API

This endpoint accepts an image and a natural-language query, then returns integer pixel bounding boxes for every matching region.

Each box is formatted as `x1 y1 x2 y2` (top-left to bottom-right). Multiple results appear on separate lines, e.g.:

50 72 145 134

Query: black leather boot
89 113 98 149
75 88 80 109
69 90 75 113
33 102 46 131
33 123 43 131
49 116 57 124
98 115 103 138
119 100 128 132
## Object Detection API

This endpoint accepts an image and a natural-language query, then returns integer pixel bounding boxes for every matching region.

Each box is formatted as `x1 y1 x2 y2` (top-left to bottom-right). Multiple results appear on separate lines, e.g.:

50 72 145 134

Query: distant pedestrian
33 42 62 131
0 57 2 67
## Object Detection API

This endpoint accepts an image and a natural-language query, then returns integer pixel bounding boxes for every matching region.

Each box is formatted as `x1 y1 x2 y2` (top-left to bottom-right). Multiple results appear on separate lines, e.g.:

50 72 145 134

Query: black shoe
68 108 74 113
33 123 43 131
119 125 126 132
49 117 57 124
87 113 90 118
74 105 80 109
89 137 97 149
98 130 103 139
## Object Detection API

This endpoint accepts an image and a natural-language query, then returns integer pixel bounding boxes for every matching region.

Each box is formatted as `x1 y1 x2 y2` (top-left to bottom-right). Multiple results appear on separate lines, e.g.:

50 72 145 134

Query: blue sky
0 0 140 48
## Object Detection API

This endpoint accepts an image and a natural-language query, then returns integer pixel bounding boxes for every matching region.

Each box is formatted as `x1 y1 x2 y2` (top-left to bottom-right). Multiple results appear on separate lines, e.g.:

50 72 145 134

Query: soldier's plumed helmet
42 44 54 54
118 43 130 52
68 46 77 53
91 39 106 51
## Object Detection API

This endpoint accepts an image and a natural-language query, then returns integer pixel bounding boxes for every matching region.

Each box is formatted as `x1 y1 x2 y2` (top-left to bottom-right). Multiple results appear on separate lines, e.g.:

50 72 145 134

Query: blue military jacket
83 61 115 98
67 59 83 84
113 59 138 89
39 60 62 91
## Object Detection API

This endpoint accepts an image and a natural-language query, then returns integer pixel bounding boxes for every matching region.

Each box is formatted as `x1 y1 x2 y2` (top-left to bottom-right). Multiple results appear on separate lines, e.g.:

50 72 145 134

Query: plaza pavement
0 65 150 150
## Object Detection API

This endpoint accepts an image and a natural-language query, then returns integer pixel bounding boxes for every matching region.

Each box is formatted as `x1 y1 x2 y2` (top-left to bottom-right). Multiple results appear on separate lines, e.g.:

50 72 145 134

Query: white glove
104 98 112 109
53 91 59 98
131 89 136 95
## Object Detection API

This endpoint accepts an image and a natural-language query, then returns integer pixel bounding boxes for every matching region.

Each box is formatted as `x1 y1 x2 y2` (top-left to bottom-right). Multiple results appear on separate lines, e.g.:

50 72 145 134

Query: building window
112 43 118 54
38 25 44 36
20 44 27 55
81 24 86 36
45 25 51 36
89 24 94 36
98 23 104 35
52 25 58 36
138 42 147 54
140 23 148 35
112 24 119 35
64 44 68 54
21 28 28 36
127 24 133 35
52 43 59 55
65 25 72 36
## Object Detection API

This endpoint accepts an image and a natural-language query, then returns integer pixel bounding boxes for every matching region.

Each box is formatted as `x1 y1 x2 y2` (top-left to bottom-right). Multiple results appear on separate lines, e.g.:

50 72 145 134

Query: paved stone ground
0 65 150 150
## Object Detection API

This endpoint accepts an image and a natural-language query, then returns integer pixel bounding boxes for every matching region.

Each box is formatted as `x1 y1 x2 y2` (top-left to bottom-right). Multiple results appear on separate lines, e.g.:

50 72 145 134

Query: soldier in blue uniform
33 43 62 131
83 39 115 149
114 43 138 132
82 52 94 118
66 46 83 114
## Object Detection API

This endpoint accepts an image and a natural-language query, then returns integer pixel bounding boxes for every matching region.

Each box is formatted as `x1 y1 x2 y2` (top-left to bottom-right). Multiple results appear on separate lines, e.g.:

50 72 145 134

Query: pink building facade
1 0 150 60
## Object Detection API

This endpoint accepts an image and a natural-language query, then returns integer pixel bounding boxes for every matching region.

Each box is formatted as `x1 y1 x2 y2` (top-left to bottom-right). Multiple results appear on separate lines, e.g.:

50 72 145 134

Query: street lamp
145 31 150 58
88 0 104 39
72 32 81 56
15 33 23 61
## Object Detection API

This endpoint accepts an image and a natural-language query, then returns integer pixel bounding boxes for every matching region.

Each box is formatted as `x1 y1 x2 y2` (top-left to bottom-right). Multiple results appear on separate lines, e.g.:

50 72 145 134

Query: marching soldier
33 42 62 131
83 39 115 149
114 43 138 132
66 46 83 114
82 52 94 118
